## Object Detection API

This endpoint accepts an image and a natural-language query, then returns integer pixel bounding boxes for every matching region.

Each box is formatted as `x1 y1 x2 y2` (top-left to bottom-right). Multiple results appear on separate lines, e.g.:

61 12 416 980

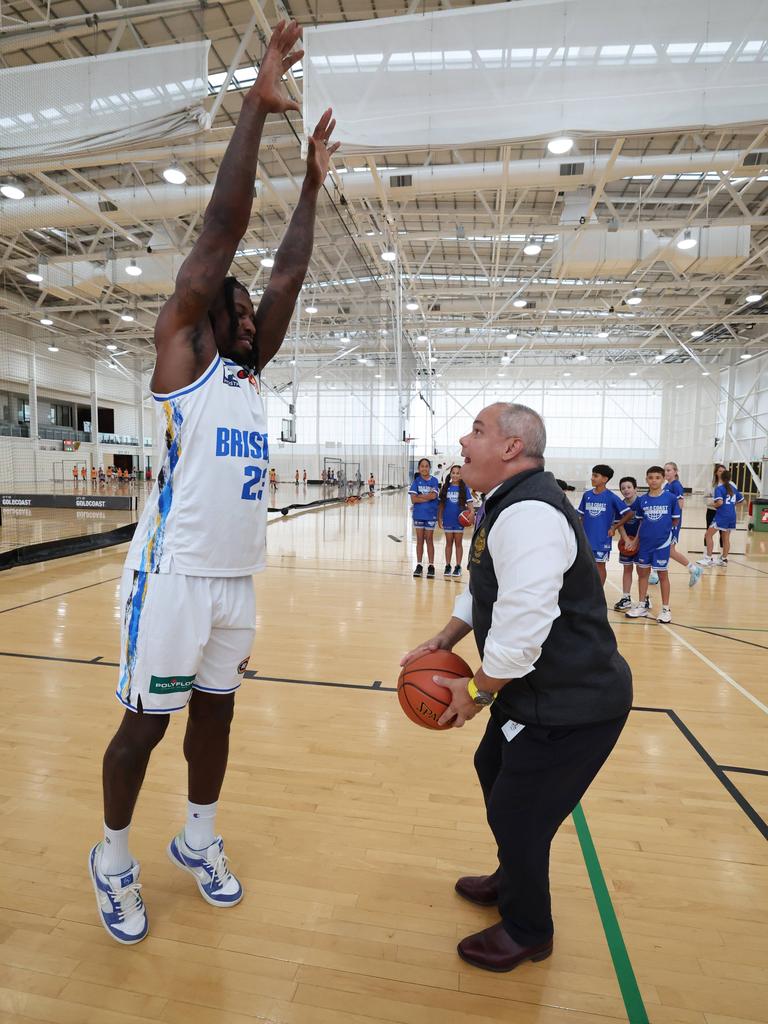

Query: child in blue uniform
437 464 471 579
625 466 681 622
409 457 440 578
662 461 702 588
701 470 744 566
613 476 647 611
577 464 633 585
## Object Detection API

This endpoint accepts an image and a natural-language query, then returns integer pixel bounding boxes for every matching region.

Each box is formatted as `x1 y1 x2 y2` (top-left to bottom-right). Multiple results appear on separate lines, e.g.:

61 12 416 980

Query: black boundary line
0 575 121 614
658 622 768 652
0 646 763 839
719 765 768 778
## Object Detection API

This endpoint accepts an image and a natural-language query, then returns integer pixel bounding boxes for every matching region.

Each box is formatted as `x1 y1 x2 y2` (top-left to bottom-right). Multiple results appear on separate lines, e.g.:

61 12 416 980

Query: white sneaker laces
108 879 143 921
205 848 232 889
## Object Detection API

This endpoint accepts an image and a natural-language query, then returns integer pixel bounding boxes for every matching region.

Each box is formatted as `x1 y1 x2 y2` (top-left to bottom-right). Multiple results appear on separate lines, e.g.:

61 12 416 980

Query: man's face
459 405 509 491
591 471 609 489
647 471 664 491
619 480 636 503
215 289 256 365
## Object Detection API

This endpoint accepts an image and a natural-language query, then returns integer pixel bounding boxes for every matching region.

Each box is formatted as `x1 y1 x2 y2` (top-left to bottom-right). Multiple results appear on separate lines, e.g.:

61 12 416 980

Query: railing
0 424 30 438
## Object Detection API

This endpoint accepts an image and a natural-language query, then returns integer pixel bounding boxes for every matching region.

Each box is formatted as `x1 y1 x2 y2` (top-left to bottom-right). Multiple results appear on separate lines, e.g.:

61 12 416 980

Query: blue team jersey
713 484 743 528
636 491 680 549
441 483 464 529
623 496 643 537
664 478 685 521
409 475 440 521
577 488 630 548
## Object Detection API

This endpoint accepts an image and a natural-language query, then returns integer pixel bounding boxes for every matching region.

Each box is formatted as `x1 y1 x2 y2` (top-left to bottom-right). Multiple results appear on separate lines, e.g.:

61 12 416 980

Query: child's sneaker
648 571 659 585
716 556 727 566
697 556 714 566
167 833 243 907
613 595 632 611
88 843 148 945
426 565 435 579
452 565 462 578
688 564 702 587
625 603 649 618
413 564 423 578
443 563 452 577
644 596 651 610
657 607 672 623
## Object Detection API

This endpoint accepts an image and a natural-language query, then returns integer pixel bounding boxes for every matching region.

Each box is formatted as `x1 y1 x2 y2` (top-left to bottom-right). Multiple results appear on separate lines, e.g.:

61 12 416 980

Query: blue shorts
413 517 437 531
636 543 671 570
591 545 611 564
713 516 736 532
619 548 638 565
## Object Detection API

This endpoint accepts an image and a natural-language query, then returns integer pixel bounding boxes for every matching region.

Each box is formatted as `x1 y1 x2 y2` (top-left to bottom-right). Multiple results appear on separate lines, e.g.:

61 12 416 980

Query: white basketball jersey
125 354 269 577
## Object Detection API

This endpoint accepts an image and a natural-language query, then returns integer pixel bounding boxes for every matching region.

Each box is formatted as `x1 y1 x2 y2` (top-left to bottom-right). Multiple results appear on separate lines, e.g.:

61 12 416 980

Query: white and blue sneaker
88 843 148 945
688 564 702 587
648 571 659 585
167 833 243 907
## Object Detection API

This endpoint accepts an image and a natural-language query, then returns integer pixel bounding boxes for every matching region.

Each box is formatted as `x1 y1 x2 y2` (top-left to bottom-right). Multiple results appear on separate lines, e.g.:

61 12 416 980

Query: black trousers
473 710 628 946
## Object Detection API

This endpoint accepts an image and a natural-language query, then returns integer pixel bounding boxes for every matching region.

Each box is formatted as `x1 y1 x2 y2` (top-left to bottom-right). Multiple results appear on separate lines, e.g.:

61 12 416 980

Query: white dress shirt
452 498 577 681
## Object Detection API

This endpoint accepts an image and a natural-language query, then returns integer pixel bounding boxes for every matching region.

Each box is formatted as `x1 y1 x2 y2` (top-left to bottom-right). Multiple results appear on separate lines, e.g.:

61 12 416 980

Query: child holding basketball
577 465 633 584
613 476 646 611
700 470 744 566
409 457 439 578
624 466 681 622
438 464 471 579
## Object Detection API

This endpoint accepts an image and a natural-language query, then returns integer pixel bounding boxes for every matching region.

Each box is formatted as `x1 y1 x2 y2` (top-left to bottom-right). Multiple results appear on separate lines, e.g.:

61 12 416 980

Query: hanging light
47 345 59 352
745 293 762 303
523 241 542 256
417 334 428 342
740 353 752 360
691 329 704 338
676 230 697 251
547 136 574 155
575 353 588 362
506 332 517 340
125 259 142 277
1 183 25 200
305 305 318 314
513 298 527 308
597 331 610 338
406 300 419 311
26 271 43 283
162 164 187 185
261 256 274 268
626 295 642 305
120 313 135 322
381 251 397 262
39 317 53 326
107 344 118 351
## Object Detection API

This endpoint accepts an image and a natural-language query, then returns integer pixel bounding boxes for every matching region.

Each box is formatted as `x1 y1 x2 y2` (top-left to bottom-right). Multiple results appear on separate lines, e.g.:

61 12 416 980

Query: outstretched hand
248 19 304 115
306 108 340 188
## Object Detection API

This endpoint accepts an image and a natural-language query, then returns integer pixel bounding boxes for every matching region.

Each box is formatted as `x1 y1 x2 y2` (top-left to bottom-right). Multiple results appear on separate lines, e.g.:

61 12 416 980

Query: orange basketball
397 650 473 731
458 508 475 528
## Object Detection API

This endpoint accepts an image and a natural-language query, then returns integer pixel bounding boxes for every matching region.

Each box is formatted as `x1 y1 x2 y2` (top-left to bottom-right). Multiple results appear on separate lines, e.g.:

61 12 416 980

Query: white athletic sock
184 800 218 850
622 593 630 599
687 562 696 572
100 824 133 876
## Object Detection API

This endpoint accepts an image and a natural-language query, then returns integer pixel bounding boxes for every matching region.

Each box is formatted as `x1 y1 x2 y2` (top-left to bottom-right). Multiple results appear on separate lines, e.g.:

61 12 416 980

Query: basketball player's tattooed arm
252 109 340 372
151 20 304 391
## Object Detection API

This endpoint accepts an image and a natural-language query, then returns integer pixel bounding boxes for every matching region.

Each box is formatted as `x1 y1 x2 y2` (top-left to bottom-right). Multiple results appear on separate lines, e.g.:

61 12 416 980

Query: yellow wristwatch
467 677 496 707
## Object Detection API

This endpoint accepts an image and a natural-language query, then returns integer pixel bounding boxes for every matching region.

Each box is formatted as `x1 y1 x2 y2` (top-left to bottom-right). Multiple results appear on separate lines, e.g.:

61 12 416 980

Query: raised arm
252 110 339 372
152 21 304 390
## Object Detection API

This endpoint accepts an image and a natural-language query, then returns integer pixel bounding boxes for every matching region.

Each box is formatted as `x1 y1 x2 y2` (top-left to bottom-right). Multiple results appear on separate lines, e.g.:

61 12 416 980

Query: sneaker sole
166 840 244 908
87 845 148 945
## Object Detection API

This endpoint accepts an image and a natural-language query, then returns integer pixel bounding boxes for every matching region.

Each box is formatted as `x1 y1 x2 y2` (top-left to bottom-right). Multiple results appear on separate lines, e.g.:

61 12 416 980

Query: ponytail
720 470 735 497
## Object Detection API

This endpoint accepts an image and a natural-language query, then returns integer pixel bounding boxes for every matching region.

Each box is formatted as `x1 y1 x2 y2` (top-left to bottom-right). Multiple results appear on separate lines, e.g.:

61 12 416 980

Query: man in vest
402 402 632 972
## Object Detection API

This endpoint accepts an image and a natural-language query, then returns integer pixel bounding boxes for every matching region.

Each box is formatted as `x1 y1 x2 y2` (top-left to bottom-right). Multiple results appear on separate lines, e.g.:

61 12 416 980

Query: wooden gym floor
0 492 766 1024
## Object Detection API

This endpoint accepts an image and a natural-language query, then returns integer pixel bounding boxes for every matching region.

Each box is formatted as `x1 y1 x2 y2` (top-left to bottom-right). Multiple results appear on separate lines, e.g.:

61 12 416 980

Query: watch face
473 690 494 706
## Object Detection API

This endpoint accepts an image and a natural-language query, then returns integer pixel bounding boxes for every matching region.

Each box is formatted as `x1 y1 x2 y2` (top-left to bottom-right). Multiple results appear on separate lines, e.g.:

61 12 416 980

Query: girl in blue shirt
663 462 701 588
702 471 744 566
437 464 471 579
409 457 440 578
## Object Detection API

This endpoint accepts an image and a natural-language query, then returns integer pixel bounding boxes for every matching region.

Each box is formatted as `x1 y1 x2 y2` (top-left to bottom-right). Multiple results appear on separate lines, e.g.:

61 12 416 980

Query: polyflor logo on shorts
149 674 196 694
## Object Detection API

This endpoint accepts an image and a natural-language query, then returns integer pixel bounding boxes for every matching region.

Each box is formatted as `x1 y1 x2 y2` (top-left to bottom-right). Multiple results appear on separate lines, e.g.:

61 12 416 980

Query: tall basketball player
89 20 339 944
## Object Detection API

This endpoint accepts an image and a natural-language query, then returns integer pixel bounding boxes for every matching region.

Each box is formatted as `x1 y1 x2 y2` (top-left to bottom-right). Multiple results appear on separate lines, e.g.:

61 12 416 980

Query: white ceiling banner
0 40 211 162
302 0 768 151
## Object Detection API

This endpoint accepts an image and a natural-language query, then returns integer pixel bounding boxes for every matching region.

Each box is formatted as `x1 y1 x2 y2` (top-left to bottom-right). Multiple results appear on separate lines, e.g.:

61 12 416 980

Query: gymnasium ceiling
0 0 767 389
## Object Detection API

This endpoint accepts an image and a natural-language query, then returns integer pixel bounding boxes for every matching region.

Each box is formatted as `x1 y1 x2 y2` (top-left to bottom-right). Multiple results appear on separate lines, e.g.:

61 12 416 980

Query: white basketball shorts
116 568 255 714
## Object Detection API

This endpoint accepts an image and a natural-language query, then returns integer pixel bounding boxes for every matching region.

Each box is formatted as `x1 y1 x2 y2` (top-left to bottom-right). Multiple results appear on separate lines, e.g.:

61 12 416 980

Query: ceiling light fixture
261 256 275 268
691 329 704 338
626 295 642 305
563 371 571 377
740 353 752 359
106 344 118 351
47 345 59 352
162 164 187 185
676 384 684 389
547 136 574 155
305 305 318 314
314 373 322 379
406 301 419 311
340 336 350 344
523 242 542 256
597 331 610 338
125 259 142 277
629 371 638 377
26 271 43 283
417 334 428 342
676 229 697 251
513 298 527 308
39 318 53 326
506 332 518 340
701 371 710 376
745 293 762 303
1 183 25 200
120 313 135 322
575 353 588 362
381 251 397 262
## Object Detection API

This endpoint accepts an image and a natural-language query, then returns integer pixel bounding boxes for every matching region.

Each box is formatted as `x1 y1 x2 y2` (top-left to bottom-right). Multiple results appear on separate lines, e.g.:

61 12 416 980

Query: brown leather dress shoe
454 869 499 906
457 921 553 972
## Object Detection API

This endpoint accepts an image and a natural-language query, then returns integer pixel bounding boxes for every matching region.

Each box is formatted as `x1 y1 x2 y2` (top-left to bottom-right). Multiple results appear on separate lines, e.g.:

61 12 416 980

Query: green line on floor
572 802 649 1024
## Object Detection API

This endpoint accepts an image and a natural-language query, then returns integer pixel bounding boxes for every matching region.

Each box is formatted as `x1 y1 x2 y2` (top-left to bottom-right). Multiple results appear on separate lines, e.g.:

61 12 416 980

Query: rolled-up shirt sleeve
452 586 474 626
481 501 577 680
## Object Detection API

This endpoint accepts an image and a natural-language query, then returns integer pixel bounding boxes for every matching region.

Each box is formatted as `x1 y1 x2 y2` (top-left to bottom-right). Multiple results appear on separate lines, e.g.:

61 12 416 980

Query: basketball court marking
605 579 768 715
0 574 121 614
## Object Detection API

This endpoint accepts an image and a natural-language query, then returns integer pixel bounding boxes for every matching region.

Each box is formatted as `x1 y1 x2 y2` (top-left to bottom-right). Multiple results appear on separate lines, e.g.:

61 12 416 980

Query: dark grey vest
469 468 632 726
